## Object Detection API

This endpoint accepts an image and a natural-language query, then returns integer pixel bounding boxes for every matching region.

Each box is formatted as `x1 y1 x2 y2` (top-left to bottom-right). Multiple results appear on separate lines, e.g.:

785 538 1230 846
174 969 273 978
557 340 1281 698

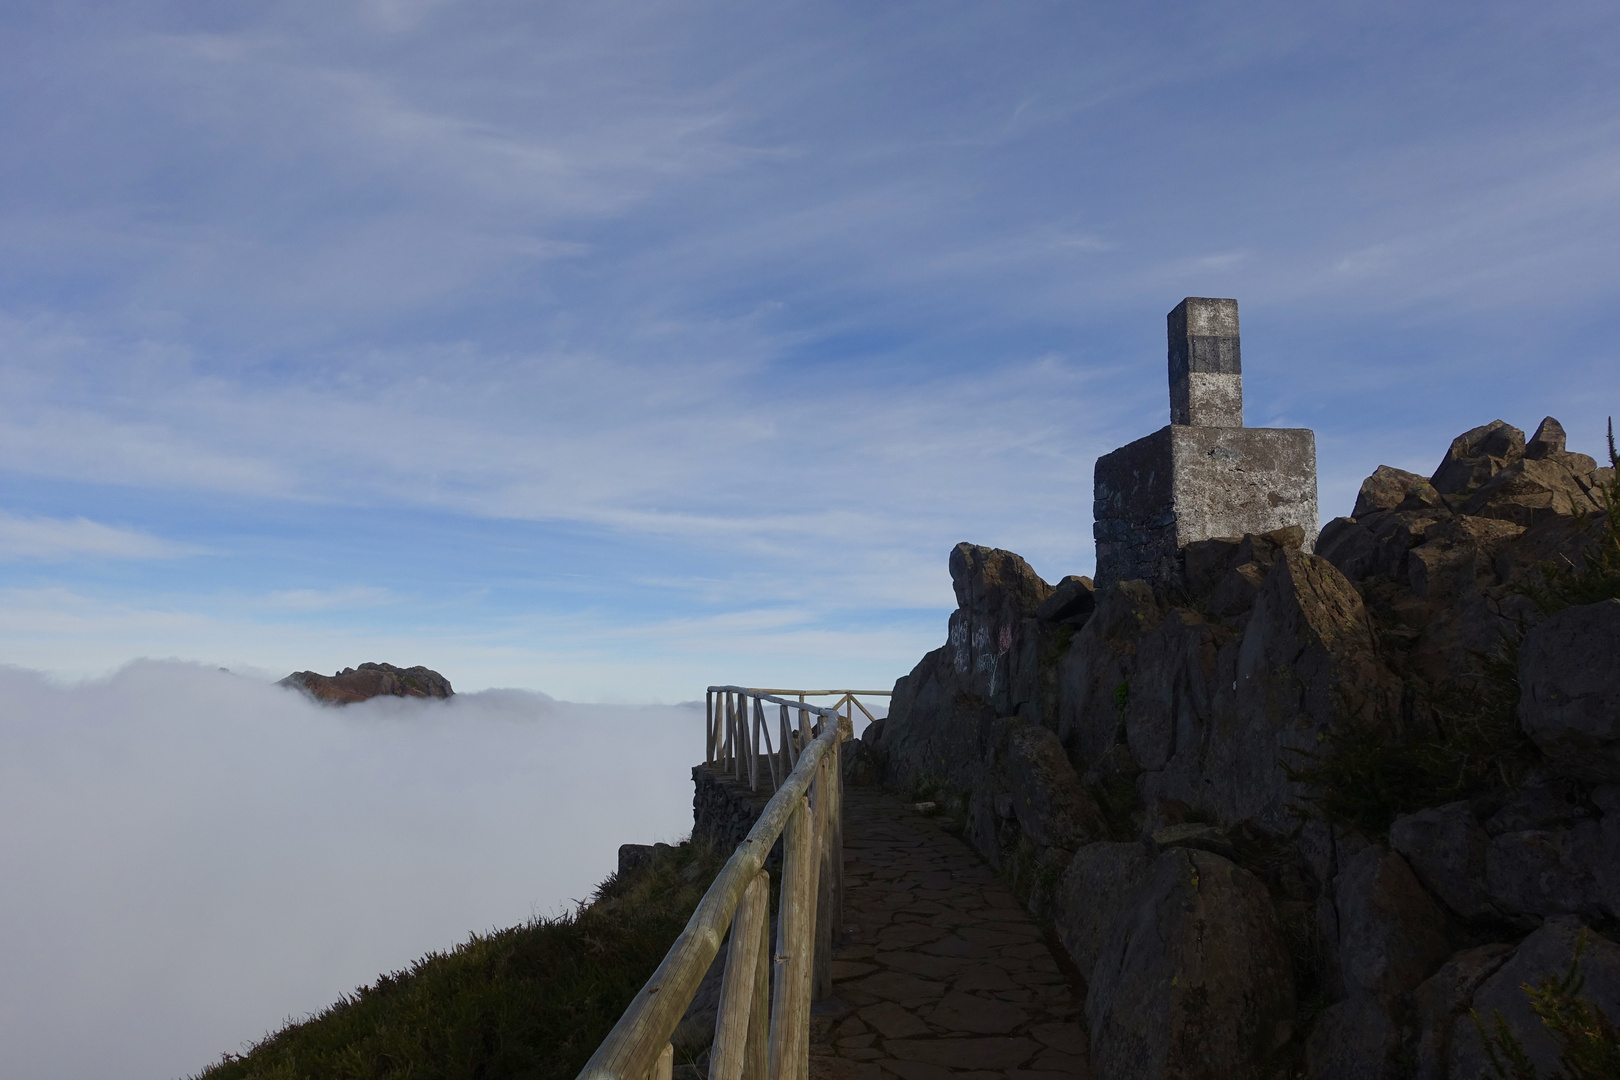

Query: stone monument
1092 297 1318 589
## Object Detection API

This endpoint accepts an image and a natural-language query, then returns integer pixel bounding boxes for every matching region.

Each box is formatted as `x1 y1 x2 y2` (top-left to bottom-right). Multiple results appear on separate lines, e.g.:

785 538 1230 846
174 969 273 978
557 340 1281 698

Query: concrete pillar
1168 297 1243 427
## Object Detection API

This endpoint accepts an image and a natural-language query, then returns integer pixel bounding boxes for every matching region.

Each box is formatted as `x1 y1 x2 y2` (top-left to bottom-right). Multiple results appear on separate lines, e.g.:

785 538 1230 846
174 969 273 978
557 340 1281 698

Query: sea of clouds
0 660 703 1080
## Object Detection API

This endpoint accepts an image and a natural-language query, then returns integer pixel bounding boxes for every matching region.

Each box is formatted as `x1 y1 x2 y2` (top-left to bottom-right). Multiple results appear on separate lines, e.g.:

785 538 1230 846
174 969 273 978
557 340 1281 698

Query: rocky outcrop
1087 848 1295 1080
1306 848 1453 1079
874 414 1618 1079
1391 782 1620 930
279 662 453 703
1050 840 1156 982
1519 599 1620 782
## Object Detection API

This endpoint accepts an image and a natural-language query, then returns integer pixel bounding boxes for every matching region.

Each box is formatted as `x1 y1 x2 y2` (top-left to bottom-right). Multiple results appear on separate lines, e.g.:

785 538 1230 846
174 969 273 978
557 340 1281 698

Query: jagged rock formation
278 662 454 703
867 416 1619 1079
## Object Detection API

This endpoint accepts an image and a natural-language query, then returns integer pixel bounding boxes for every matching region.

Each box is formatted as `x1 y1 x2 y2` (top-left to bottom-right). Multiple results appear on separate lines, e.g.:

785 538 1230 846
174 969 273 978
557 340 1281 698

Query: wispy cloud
259 586 397 611
0 513 202 561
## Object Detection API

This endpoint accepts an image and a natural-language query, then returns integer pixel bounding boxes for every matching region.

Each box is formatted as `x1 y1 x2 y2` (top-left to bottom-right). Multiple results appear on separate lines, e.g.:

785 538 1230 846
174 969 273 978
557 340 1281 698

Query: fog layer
0 661 701 1080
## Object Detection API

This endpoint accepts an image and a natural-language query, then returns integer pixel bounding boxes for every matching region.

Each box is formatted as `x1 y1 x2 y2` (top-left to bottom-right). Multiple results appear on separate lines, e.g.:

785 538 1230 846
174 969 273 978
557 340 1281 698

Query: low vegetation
195 840 724 1080
1478 930 1620 1080
1281 659 1541 839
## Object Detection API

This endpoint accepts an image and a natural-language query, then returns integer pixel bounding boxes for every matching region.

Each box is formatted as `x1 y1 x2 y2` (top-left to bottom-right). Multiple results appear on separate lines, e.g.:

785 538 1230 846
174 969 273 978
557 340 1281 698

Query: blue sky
3 1 1618 699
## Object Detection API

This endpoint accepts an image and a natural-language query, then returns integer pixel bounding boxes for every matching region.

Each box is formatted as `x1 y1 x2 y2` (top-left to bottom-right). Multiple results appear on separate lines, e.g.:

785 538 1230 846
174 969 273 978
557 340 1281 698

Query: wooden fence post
812 752 835 1001
726 692 737 776
831 718 847 943
746 882 771 1080
768 797 818 1080
649 1043 672 1080
711 871 770 1080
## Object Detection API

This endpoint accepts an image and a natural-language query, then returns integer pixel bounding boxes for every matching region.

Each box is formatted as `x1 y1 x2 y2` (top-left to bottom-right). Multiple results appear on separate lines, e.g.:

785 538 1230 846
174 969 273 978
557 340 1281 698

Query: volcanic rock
1519 598 1620 782
1086 847 1294 1080
279 662 454 704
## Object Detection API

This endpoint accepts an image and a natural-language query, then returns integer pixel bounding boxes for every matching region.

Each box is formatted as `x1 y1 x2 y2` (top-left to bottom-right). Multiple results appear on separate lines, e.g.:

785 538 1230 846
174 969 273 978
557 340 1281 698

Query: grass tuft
1282 654 1540 839
1476 928 1620 1080
193 840 725 1080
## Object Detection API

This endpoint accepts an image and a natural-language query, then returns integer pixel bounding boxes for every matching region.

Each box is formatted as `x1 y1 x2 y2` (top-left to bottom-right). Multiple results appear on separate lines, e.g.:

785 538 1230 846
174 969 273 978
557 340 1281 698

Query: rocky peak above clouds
278 662 453 704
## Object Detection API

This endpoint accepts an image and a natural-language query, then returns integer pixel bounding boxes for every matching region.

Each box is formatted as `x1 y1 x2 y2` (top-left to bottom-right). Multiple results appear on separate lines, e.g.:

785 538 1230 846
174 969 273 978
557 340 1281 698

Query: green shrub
1282 657 1539 838
194 840 725 1080
1475 929 1620 1080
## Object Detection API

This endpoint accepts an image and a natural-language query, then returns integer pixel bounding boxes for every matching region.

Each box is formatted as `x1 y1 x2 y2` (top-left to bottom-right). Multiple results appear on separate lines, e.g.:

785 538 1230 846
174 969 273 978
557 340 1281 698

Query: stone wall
1094 425 1319 589
691 763 774 849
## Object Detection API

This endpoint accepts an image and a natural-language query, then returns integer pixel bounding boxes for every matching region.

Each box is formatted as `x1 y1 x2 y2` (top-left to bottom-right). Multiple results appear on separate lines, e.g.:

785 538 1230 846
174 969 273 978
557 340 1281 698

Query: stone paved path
809 787 1092 1080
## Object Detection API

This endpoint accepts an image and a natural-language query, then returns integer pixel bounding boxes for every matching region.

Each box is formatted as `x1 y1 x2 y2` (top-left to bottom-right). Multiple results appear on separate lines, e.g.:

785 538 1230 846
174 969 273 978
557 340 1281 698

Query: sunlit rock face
279 662 454 703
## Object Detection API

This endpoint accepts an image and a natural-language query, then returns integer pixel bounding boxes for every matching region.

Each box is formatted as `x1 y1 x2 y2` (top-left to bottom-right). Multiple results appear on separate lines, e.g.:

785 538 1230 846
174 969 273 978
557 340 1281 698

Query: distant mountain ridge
278 662 453 704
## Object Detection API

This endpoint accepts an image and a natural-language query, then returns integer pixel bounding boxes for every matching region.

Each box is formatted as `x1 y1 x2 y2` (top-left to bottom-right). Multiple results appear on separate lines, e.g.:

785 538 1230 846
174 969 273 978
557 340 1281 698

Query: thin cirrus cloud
0 512 202 561
259 586 397 612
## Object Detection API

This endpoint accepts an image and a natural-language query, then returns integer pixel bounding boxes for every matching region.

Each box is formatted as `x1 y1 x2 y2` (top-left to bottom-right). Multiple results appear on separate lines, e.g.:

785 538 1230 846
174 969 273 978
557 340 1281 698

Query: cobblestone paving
809 787 1092 1080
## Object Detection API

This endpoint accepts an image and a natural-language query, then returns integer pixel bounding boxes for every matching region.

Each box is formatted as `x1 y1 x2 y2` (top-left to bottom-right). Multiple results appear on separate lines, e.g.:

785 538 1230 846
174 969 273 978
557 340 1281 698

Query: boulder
1037 574 1096 625
1056 579 1162 770
1331 848 1454 1003
946 543 1053 717
278 662 454 704
1463 456 1602 527
1199 549 1400 831
1149 822 1238 862
841 736 884 786
1306 848 1453 1079
1050 840 1156 982
1365 510 1452 582
1355 465 1433 518
1316 517 1378 583
878 646 994 794
1448 918 1620 1079
1389 803 1499 924
1524 415 1604 477
1087 848 1294 1080
1484 825 1610 923
1482 779 1587 835
1125 610 1224 773
1409 944 1515 1080
1405 516 1523 602
1004 720 1107 852
1525 416 1567 459
1182 536 1244 598
617 842 676 877
1208 560 1269 616
1519 599 1620 783
1430 420 1525 500
1382 781 1620 927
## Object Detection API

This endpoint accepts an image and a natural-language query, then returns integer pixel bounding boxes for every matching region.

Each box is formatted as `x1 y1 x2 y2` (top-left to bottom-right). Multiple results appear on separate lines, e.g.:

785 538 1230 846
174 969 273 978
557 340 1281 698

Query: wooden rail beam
575 720 840 1080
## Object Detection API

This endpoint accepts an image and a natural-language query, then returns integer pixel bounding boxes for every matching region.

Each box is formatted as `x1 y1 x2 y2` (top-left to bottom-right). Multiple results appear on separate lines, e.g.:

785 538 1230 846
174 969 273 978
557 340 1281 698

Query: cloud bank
0 661 702 1080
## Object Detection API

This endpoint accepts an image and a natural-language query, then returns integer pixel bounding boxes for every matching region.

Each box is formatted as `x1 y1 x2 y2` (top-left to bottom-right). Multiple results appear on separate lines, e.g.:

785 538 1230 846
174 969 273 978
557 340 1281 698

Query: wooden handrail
717 688 892 698
705 687 886 794
575 694 852 1080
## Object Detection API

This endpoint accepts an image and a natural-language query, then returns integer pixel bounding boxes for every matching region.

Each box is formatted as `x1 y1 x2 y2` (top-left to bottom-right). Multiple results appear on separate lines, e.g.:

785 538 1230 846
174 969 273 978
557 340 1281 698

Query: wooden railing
575 686 888 1080
705 687 892 793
